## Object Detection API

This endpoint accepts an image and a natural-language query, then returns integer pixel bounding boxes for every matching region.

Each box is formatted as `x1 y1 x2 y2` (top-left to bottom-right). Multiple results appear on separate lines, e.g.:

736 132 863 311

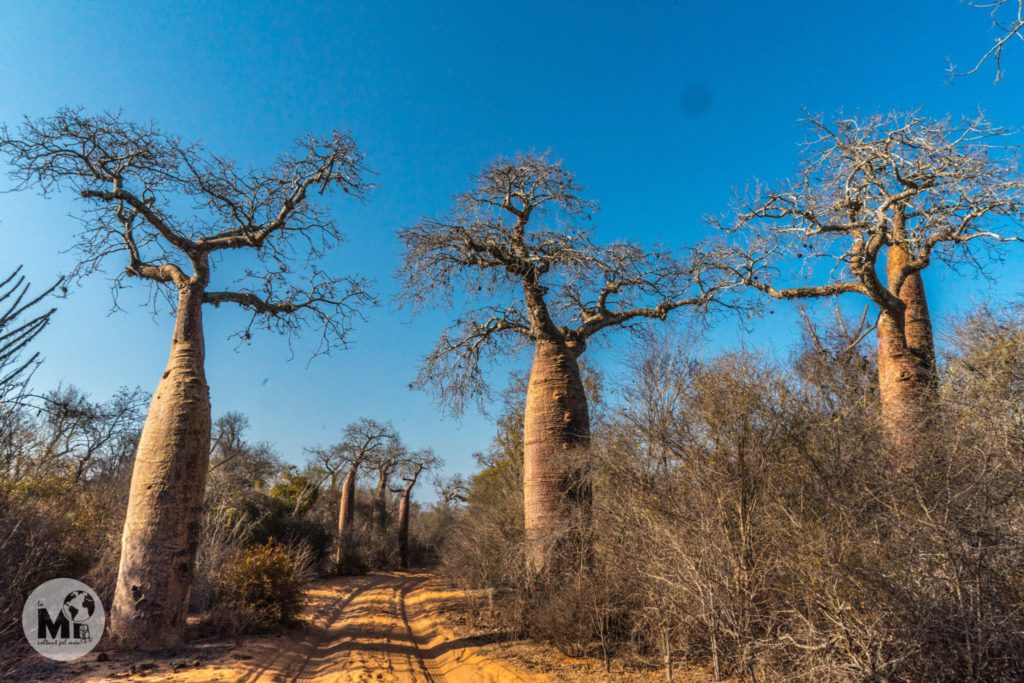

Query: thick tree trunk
877 230 937 459
397 486 412 570
334 465 357 573
523 337 591 573
373 473 388 532
109 285 211 649
372 470 390 568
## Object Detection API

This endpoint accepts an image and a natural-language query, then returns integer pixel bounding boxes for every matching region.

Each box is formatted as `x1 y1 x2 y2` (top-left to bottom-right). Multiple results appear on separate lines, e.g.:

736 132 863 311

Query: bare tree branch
0 267 60 400
720 112 1024 316
952 0 1024 81
0 108 373 353
399 152 740 412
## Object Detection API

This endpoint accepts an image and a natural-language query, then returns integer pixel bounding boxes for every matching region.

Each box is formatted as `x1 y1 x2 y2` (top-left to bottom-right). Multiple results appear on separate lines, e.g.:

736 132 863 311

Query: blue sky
0 1 1020 488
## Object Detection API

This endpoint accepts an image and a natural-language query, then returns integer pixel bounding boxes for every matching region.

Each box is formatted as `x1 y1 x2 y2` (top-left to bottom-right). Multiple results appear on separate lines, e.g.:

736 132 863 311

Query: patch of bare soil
11 571 721 682
20 572 536 682
432 585 719 683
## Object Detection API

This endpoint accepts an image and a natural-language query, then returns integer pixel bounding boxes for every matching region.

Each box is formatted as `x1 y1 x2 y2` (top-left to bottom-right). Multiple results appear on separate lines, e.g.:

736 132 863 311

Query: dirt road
225 572 534 683
73 572 539 683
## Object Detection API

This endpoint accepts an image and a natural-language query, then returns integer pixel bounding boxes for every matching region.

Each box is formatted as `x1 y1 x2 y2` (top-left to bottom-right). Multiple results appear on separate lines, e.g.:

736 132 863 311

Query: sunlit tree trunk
0 111 370 652
334 464 358 573
877 212 937 459
397 481 413 569
523 337 591 573
373 470 388 531
371 468 391 567
109 284 211 649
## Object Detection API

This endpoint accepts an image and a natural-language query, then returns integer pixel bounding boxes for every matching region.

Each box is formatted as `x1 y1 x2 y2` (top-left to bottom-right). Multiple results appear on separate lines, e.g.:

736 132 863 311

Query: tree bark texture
373 472 388 532
397 485 412 570
334 465 358 573
877 231 938 460
109 285 212 649
523 337 591 573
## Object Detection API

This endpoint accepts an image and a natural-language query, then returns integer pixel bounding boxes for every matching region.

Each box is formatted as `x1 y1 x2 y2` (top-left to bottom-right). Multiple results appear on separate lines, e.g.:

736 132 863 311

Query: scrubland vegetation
3 3 1024 681
442 307 1024 681
412 107 1024 681
0 312 445 671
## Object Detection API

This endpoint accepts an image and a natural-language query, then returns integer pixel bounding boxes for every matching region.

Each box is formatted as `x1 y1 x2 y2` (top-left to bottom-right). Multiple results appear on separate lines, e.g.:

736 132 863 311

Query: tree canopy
399 152 739 412
0 108 374 354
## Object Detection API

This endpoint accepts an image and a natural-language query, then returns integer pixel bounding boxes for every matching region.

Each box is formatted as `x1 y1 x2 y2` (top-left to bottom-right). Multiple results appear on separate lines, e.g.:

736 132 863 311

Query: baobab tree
365 438 407 568
0 109 371 648
315 418 398 573
723 112 1024 459
399 153 735 571
392 449 440 569
368 438 405 533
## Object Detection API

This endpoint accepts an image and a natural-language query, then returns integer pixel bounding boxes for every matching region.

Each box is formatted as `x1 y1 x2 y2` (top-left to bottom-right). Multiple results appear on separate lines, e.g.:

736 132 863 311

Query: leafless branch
720 112 1024 315
0 108 373 353
399 152 741 412
952 0 1024 81
0 267 60 401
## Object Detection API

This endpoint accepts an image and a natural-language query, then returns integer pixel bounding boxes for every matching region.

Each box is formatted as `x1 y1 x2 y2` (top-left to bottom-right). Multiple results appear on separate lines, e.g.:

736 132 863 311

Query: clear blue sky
0 1 1020 487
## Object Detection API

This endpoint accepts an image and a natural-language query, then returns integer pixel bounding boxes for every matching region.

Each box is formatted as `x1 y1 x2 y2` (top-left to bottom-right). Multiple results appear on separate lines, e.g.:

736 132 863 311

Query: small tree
392 449 440 569
38 385 147 483
722 112 1024 459
399 152 734 572
435 474 470 506
208 412 281 494
0 109 372 648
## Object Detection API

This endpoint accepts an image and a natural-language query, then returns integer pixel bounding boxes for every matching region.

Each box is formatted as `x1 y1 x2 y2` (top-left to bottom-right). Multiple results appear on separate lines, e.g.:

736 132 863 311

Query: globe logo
22 578 105 661
62 591 96 623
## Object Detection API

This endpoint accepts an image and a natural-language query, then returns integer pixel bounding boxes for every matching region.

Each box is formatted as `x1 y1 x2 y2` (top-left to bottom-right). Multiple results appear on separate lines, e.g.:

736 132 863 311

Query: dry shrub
215 542 310 633
0 466 132 673
190 502 264 612
445 309 1024 682
0 502 64 644
441 432 529 631
406 499 455 566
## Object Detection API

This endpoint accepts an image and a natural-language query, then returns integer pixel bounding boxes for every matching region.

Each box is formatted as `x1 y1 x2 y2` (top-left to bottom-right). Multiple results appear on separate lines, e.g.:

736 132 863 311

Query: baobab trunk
109 284 212 649
877 214 937 460
523 337 591 573
334 465 357 573
372 471 390 568
397 484 413 569
373 472 388 531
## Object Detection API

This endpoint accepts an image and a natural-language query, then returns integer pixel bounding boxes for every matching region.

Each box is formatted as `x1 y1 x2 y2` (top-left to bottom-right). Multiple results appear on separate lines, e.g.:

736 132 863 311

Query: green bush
220 542 305 629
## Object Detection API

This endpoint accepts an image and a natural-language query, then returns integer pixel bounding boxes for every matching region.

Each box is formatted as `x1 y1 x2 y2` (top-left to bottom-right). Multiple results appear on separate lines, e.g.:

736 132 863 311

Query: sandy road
78 572 538 683
230 572 535 683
